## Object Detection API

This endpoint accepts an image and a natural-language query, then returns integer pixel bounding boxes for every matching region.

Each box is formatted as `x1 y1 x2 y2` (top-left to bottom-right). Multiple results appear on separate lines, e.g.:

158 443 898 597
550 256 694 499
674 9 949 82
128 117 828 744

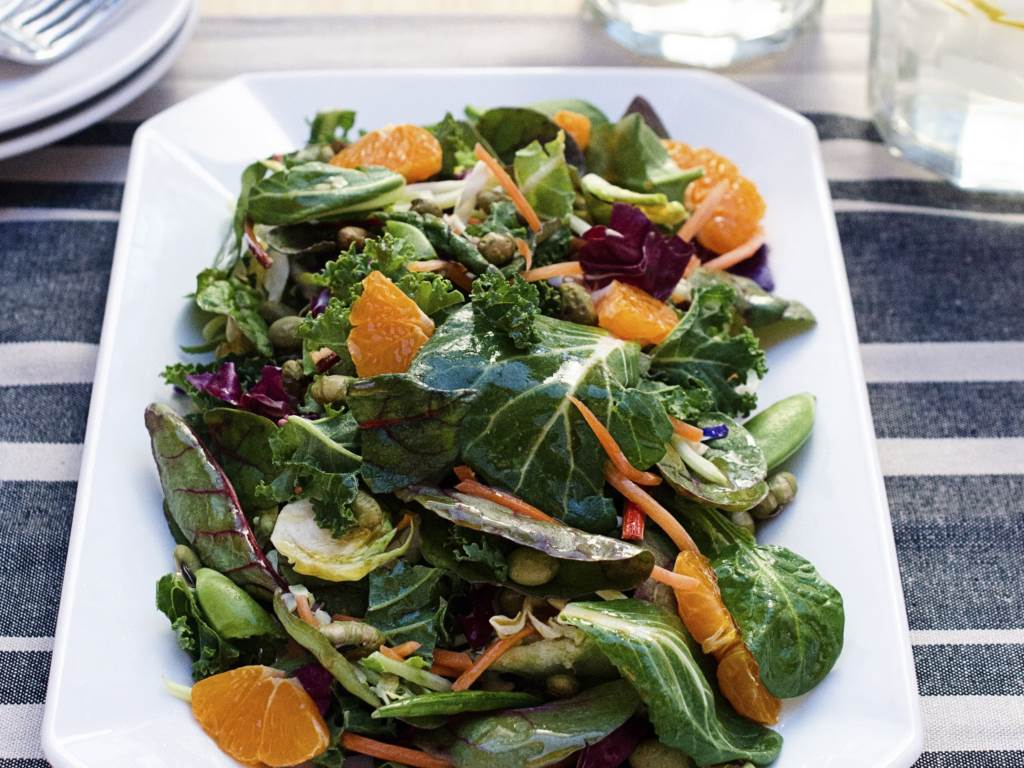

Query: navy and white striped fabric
0 11 1021 766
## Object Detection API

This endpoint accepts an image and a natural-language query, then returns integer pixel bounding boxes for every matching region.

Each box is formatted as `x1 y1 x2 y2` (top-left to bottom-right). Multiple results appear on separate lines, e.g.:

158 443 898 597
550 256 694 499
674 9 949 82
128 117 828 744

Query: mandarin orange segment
595 280 678 346
672 550 740 657
552 110 591 151
716 644 782 725
663 139 766 254
330 124 442 182
347 270 435 377
191 665 330 767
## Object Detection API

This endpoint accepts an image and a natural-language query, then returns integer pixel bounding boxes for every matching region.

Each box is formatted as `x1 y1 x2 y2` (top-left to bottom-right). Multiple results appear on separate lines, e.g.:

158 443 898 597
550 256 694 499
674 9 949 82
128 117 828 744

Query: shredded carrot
395 513 413 533
702 229 766 272
407 259 448 273
453 465 477 482
604 462 698 553
522 260 584 282
515 237 533 272
294 594 319 629
455 479 558 524
379 644 404 662
677 180 730 243
331 613 359 622
391 641 422 659
341 733 453 768
651 564 700 591
451 626 535 692
434 649 474 672
474 143 541 232
671 417 705 443
682 253 701 279
430 662 463 678
445 261 473 291
568 396 662 487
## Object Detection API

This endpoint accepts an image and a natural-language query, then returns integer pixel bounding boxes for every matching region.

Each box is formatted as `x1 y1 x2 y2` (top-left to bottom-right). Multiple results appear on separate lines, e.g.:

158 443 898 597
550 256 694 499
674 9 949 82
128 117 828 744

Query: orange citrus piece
552 110 591 151
672 550 741 657
595 280 678 346
331 124 442 182
191 665 330 767
663 139 766 254
348 270 435 377
716 643 782 725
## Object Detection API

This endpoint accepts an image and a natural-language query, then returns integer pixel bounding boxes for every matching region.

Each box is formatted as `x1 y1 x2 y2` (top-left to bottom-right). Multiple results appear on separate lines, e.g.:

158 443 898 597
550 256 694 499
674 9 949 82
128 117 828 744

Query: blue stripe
0 482 74 637
914 643 1024 696
915 753 1024 768
831 179 1024 214
0 221 115 343
0 385 91 443
887 475 1024 631
869 382 1024 439
0 182 122 211
0 762 50 768
0 651 50 705
53 120 139 147
838 212 1024 343
801 113 881 143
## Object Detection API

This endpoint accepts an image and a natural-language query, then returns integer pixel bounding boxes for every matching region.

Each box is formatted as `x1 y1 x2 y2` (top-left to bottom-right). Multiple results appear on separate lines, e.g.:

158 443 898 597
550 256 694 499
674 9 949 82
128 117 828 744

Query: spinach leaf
658 414 768 512
670 501 845 698
261 223 340 257
650 284 767 417
411 488 655 597
408 305 672 532
308 109 356 145
373 691 540 719
427 112 489 177
559 600 782 766
225 160 271 268
586 113 701 201
195 268 273 358
202 408 277 513
622 95 669 139
145 404 285 600
489 634 618 680
347 374 475 493
689 268 816 346
530 98 610 126
514 133 575 221
156 573 241 680
448 680 640 768
365 562 448 656
247 163 404 225
470 271 541 350
475 107 585 169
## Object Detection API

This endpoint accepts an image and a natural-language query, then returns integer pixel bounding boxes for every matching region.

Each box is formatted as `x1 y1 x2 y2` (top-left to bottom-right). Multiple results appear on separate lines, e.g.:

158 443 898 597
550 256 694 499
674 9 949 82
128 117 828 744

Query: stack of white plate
0 0 197 160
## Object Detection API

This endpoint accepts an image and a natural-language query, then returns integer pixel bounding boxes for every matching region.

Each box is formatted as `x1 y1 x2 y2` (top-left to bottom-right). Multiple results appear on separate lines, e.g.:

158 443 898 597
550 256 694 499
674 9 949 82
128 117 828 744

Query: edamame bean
352 490 383 529
743 393 815 472
730 509 756 535
545 673 580 698
173 544 201 577
628 739 695 768
559 282 597 325
310 374 353 405
337 226 369 251
751 471 797 520
479 232 517 267
268 315 303 352
507 547 560 587
410 198 444 218
194 568 280 639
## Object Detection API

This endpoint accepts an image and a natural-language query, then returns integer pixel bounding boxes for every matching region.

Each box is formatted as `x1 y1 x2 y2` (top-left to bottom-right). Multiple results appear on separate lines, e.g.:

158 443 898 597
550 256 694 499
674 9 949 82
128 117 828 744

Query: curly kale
470 272 541 350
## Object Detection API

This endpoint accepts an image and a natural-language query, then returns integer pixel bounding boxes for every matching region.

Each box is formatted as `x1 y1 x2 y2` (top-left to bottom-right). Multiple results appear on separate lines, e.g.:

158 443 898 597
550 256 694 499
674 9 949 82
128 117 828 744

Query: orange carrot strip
394 513 413 533
455 479 557 524
474 143 542 232
702 229 767 272
433 649 474 672
522 261 583 282
651 564 700 591
379 644 404 662
431 662 463 678
604 462 698 553
445 261 473 291
515 237 533 272
391 641 422 659
341 733 453 768
332 613 358 622
671 417 705 443
407 259 449 273
568 396 662 487
454 465 477 482
677 179 730 243
451 626 535 692
682 253 701 279
294 594 320 629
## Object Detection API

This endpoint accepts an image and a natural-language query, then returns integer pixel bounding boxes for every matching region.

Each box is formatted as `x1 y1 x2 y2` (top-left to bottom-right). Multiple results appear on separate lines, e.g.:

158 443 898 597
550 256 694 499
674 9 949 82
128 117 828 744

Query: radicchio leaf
187 362 295 422
309 288 331 317
186 362 242 405
576 717 650 768
295 662 335 715
457 583 497 649
580 203 692 301
696 240 774 292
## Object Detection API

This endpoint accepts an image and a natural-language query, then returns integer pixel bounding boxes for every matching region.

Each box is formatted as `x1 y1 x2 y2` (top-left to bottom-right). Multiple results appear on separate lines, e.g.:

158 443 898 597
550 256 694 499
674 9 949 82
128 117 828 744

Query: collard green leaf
202 408 277 513
448 680 640 768
365 562 448 656
308 109 356 145
195 269 273 358
513 133 575 222
347 374 475 493
650 284 767 417
408 305 672 532
247 162 404 225
373 691 540 719
476 107 577 165
145 404 285 600
156 573 241 680
410 488 654 597
657 414 768 512
559 600 782 766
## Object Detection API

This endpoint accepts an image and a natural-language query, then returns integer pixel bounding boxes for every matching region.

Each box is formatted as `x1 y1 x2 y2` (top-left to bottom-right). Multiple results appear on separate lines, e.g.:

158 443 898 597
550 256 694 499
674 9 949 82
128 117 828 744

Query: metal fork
0 0 126 65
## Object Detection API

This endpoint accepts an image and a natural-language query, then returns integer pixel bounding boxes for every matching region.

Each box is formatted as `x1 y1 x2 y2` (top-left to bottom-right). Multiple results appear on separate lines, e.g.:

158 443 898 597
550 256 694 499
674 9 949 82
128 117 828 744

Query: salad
147 96 842 768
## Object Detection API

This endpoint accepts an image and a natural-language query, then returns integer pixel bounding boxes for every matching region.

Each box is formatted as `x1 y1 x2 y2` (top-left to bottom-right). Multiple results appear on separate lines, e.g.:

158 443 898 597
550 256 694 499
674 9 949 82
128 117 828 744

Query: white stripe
0 342 98 386
821 139 940 181
877 438 1024 476
0 145 129 183
0 443 82 482
911 629 1024 645
833 198 1024 225
922 695 1024 751
0 208 119 223
861 342 1024 383
0 636 54 652
0 703 44 759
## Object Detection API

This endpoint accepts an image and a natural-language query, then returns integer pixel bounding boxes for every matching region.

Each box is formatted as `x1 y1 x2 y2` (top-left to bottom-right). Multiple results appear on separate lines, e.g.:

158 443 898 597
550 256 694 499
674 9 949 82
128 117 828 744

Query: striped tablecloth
1 10 1022 767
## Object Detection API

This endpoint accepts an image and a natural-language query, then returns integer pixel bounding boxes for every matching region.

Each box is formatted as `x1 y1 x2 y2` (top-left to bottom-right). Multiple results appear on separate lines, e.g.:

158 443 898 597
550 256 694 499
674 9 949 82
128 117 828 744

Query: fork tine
35 0 120 57
33 0 93 39
6 0 65 28
0 0 45 24
24 0 89 35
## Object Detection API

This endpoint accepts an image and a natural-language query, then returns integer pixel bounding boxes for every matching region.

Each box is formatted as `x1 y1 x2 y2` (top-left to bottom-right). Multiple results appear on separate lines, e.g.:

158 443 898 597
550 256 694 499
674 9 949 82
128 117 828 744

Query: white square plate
43 69 922 768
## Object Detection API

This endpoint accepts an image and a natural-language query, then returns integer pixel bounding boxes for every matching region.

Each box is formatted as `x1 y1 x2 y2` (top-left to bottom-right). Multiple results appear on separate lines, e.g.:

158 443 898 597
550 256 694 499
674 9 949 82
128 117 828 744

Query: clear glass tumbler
586 0 823 68
870 0 1024 192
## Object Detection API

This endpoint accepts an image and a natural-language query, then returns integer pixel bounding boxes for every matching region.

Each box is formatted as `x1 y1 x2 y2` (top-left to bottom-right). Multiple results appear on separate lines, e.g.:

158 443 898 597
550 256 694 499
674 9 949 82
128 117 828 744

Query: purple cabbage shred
576 718 649 768
702 423 729 440
309 288 331 317
294 663 334 715
727 243 773 292
186 362 242 405
186 362 295 421
457 584 497 649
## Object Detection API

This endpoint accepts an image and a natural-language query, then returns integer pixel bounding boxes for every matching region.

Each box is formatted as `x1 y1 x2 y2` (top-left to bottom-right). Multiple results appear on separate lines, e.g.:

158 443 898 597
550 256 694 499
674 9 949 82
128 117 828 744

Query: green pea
194 568 280 639
743 393 815 472
628 739 695 768
507 547 560 587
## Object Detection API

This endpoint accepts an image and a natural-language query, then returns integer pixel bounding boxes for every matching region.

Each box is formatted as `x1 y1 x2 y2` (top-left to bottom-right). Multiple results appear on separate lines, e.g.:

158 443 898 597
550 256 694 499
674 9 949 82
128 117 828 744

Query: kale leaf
156 573 241 680
365 562 448 657
307 109 356 145
470 272 541 350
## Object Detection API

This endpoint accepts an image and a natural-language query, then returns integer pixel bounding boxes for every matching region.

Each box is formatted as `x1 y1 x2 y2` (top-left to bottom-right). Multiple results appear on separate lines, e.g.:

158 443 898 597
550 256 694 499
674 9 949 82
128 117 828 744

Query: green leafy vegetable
447 680 640 768
650 284 767 417
308 109 356 145
195 269 272 357
530 98 610 126
638 379 716 423
419 513 509 582
361 651 452 691
466 200 527 239
397 271 464 318
581 173 688 227
224 160 271 268
261 223 340 257
470 272 541 350
513 133 575 221
428 112 489 176
365 562 448 656
373 691 540 719
156 573 242 680
202 408 277 513
299 297 355 375
489 634 617 679
475 107 569 165
559 600 783 766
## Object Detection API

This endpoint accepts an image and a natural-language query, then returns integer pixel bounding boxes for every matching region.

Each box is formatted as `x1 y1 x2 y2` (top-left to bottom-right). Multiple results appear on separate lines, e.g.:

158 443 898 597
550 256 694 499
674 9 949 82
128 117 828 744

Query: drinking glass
586 0 823 68
870 0 1024 192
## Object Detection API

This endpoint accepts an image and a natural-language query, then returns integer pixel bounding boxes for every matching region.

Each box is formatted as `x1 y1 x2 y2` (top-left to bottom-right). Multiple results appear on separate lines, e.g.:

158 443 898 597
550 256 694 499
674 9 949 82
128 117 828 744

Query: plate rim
42 67 924 768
